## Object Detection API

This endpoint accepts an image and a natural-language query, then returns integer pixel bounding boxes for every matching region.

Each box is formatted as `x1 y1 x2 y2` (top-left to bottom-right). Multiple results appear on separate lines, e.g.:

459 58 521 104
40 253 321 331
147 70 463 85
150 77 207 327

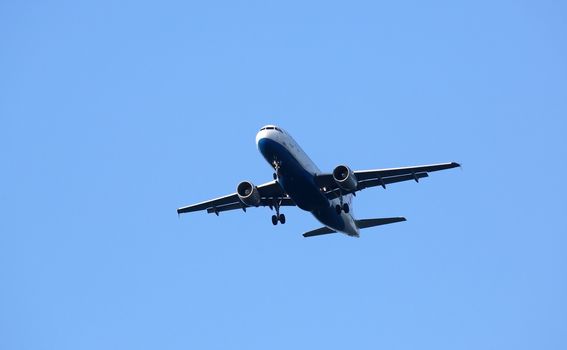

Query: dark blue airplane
177 125 460 238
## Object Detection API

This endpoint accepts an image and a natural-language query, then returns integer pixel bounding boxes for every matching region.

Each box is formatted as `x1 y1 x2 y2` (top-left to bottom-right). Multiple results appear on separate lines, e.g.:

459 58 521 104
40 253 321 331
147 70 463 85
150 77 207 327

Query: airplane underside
176 124 459 238
257 137 359 236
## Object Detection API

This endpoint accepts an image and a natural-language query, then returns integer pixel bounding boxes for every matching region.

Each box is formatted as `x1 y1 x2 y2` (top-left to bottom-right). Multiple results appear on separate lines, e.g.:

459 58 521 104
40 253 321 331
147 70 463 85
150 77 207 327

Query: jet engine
332 165 358 192
237 181 261 207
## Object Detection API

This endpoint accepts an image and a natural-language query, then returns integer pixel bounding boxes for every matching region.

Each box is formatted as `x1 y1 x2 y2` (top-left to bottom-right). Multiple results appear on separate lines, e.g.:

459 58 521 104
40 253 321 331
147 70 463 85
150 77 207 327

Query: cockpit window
260 126 283 133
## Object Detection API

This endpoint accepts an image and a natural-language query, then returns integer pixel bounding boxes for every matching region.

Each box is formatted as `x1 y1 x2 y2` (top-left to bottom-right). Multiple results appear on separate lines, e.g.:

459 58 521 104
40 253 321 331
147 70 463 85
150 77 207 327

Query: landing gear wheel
271 215 278 225
279 214 286 224
273 173 277 180
336 204 342 214
342 203 350 214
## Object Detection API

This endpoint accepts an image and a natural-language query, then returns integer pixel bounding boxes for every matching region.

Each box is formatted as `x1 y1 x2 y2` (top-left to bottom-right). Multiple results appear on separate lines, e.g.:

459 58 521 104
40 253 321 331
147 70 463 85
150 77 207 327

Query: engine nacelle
332 165 358 192
236 181 261 207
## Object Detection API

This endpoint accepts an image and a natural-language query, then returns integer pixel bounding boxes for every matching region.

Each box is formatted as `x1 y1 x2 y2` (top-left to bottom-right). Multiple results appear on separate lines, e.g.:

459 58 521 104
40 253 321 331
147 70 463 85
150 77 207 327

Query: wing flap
323 172 429 199
355 162 460 181
205 197 296 215
358 172 428 190
206 202 244 215
177 193 239 214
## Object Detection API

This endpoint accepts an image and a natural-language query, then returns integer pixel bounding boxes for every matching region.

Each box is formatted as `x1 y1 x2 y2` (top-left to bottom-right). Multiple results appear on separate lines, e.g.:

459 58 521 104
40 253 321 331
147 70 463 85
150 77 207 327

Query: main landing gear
270 197 286 225
335 203 350 214
272 213 286 225
335 189 350 214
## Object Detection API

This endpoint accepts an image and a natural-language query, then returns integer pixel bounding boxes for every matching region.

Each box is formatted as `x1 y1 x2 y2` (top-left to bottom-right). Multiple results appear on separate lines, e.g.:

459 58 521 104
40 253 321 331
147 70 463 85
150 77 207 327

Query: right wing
177 180 295 215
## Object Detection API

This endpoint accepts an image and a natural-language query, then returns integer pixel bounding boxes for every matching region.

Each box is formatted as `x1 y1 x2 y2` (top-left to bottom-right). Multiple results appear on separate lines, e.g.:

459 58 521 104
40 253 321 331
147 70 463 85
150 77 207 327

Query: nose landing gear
272 160 282 180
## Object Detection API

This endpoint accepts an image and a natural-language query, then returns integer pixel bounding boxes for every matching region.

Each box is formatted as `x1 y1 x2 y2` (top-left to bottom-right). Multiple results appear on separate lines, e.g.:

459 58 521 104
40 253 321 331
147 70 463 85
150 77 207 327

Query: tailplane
303 226 336 238
355 217 406 229
302 217 406 238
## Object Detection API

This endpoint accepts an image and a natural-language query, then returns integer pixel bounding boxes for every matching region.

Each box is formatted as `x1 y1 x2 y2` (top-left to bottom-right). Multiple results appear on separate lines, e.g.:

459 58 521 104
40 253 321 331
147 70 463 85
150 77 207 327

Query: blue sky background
1 1 566 349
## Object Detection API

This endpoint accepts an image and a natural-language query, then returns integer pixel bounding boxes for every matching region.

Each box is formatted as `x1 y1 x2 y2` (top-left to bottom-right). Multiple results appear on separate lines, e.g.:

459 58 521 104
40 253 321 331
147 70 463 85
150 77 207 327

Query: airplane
177 125 460 238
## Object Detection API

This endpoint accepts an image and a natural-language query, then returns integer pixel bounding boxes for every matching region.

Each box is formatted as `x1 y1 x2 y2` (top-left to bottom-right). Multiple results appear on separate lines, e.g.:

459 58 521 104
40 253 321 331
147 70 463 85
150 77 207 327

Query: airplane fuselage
256 126 359 236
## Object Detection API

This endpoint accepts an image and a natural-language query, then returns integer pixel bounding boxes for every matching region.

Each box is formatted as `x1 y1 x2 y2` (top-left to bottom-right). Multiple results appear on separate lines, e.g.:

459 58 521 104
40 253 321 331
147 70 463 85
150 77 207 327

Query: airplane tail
302 217 406 238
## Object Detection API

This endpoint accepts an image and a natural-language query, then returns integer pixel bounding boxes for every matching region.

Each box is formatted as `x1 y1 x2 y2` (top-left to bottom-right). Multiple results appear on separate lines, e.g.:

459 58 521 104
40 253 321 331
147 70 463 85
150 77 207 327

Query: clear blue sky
1 1 566 349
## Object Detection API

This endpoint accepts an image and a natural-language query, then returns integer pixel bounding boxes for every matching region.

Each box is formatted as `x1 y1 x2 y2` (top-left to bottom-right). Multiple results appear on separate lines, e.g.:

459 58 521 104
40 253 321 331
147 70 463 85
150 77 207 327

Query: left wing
315 162 460 199
177 180 294 215
353 162 460 181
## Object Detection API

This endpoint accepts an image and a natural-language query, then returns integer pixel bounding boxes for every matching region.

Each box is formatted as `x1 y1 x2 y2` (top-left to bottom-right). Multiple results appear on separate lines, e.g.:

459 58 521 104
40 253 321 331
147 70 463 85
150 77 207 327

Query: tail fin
355 217 406 229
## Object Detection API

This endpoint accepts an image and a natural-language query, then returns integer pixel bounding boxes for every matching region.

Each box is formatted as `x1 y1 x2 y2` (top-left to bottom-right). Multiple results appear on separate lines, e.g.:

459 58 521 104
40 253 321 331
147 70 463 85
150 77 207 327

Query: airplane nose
255 131 265 147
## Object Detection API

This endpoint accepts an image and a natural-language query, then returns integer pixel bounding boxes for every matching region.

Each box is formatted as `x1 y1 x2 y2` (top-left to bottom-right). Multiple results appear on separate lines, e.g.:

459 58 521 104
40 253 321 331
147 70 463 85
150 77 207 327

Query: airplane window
260 126 282 131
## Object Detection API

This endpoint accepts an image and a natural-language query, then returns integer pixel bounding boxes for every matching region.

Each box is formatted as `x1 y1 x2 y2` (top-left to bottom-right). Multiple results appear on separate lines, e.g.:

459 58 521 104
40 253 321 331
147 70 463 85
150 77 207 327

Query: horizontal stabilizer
303 226 336 238
355 217 406 229
303 217 406 238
